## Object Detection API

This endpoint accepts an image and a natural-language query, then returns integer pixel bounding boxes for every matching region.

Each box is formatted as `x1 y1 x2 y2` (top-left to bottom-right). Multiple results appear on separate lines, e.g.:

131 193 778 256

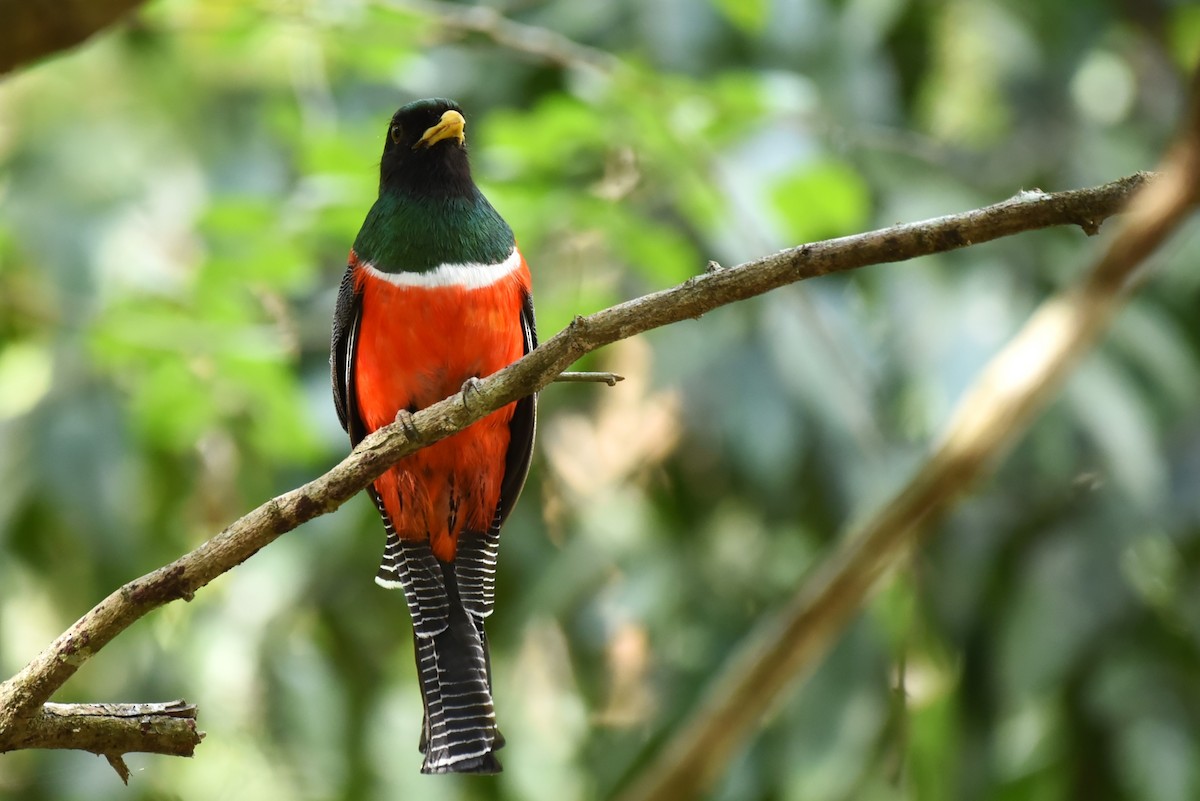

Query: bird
330 98 536 774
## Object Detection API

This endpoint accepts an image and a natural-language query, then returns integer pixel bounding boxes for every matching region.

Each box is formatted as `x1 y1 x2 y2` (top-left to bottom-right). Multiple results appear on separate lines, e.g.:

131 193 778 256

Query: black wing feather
495 288 538 527
331 262 367 444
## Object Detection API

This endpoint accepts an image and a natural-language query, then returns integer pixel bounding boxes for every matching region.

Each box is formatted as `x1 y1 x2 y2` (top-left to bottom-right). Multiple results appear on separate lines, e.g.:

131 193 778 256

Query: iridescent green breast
353 189 514 274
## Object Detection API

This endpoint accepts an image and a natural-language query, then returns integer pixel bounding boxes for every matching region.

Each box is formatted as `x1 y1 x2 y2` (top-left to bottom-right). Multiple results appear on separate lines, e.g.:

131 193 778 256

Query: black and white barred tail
373 498 504 773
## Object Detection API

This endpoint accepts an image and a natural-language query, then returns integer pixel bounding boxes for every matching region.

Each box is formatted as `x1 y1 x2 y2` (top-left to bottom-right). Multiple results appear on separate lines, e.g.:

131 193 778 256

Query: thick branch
611 80 1200 801
0 701 201 758
0 171 1150 751
0 0 149 77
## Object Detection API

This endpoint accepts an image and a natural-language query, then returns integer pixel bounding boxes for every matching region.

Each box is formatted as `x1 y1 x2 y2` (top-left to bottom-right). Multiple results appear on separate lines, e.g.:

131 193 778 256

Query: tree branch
389 0 621 73
611 74 1200 801
0 701 201 783
1 701 201 753
0 171 1152 761
0 0 150 77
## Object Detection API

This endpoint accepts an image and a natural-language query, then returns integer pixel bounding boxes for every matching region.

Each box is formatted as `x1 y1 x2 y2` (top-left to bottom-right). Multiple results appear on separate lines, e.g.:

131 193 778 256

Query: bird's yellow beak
414 109 466 149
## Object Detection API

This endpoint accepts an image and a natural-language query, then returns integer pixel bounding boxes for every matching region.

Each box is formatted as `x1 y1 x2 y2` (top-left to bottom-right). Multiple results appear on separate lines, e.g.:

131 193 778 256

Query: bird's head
379 97 473 196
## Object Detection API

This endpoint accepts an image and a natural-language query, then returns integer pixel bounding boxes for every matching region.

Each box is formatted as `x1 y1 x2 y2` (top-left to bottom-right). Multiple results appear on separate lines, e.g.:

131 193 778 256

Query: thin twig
553 371 625 386
388 0 620 72
611 74 1200 801
0 171 1152 758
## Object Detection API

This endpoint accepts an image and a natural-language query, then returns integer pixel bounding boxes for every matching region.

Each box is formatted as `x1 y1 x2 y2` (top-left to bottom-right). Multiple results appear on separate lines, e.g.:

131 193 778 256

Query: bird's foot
460 376 484 414
394 407 419 439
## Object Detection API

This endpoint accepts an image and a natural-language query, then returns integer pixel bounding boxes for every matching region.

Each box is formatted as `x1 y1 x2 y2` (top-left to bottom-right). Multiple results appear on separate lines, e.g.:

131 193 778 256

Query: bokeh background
2 1 1200 799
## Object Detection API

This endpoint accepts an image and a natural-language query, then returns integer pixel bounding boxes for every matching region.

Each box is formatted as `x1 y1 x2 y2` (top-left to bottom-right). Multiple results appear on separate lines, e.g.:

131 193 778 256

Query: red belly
353 261 530 562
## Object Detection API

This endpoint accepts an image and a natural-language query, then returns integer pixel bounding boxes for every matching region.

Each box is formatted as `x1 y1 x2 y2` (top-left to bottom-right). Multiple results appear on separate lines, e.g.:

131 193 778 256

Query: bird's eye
389 124 403 145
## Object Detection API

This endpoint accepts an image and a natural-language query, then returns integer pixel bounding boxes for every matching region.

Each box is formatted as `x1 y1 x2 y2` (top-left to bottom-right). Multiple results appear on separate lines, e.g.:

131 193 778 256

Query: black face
379 98 473 196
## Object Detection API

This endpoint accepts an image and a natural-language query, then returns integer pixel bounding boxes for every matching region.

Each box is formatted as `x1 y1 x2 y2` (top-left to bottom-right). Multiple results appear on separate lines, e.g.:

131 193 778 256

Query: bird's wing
330 261 368 444
332 261 442 619
496 286 538 526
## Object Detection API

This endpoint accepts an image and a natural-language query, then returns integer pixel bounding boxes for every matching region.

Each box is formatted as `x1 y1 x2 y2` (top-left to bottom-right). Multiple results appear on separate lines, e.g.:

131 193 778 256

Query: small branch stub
1 700 202 772
106 754 131 784
553 371 625 386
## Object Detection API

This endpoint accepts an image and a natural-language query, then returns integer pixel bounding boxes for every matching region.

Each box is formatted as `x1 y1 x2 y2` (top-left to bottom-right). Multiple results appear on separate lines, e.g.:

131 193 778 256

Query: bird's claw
394 407 419 439
460 376 485 414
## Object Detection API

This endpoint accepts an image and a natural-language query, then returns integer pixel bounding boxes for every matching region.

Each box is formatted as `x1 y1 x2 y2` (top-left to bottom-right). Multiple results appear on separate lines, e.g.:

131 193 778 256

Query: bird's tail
374 494 506 777
373 503 504 773
412 604 503 774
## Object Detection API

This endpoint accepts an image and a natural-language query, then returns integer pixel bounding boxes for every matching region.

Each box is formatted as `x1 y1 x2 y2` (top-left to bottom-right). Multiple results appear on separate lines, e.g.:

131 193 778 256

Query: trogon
330 98 536 774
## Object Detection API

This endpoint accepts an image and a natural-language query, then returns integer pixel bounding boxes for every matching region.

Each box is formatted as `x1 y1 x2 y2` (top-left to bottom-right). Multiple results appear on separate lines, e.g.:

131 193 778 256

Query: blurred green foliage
2 1 1199 800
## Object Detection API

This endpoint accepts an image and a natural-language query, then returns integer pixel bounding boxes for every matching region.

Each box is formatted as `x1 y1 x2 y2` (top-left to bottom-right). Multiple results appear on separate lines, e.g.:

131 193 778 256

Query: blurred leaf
908 687 958 801
1168 5 1200 70
0 341 52 418
606 205 699 285
769 159 871 243
485 94 611 180
129 357 219 450
711 0 768 34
